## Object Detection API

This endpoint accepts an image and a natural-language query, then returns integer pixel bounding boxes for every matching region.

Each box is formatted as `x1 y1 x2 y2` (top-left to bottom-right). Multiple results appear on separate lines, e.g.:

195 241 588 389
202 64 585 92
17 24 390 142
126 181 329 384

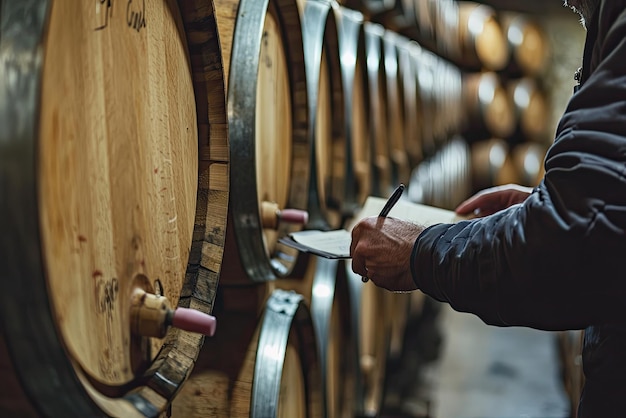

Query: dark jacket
412 2 626 416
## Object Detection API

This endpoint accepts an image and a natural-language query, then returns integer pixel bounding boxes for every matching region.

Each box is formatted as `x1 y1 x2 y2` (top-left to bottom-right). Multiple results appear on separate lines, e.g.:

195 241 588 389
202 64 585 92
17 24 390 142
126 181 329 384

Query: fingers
455 194 481 215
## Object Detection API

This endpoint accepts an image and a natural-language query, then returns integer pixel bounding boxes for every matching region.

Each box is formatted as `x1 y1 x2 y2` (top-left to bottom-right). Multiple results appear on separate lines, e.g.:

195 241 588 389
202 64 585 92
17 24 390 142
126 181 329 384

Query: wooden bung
0 1 229 416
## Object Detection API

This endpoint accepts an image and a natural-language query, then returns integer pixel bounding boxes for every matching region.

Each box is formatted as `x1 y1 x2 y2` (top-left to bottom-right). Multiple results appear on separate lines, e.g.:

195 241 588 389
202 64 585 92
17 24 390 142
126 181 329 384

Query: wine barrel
364 22 393 198
430 57 462 147
276 257 357 418
408 137 471 210
345 260 391 417
507 77 550 142
511 142 547 187
383 30 412 186
470 138 518 192
302 0 349 231
413 47 438 157
334 5 373 208
0 1 228 416
462 71 516 141
400 40 423 167
172 288 323 418
433 0 461 60
501 13 549 77
216 0 310 283
457 1 509 71
360 0 395 16
413 0 435 45
377 0 417 34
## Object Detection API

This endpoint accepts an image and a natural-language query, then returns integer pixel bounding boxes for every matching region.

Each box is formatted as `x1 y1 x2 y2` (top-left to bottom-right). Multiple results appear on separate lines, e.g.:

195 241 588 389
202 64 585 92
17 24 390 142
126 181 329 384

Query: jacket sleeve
412 9 626 331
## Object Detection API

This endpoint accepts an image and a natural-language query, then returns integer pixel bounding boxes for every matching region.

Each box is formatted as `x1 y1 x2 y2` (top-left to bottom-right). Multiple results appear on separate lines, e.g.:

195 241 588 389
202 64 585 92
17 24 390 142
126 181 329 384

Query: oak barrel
216 0 310 283
470 138 518 192
383 30 412 186
501 13 549 77
345 260 391 417
462 71 515 141
276 256 357 418
413 47 439 157
456 1 508 71
334 5 373 208
507 77 549 143
364 22 393 198
0 0 229 416
400 40 423 167
302 0 348 231
511 142 547 187
172 288 323 418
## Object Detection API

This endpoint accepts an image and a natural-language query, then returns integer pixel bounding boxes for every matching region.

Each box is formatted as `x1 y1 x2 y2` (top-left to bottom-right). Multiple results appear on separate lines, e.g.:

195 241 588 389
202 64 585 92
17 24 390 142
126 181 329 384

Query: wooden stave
218 0 310 283
302 0 348 231
0 1 229 416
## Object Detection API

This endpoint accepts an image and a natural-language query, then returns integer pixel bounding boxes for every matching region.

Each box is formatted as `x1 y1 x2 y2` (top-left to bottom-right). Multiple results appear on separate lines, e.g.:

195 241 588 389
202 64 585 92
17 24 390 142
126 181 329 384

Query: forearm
413 179 626 331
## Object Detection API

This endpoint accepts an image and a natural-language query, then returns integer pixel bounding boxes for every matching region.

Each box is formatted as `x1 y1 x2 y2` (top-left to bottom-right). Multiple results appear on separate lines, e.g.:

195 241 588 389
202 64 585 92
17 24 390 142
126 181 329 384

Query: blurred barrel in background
500 12 549 77
462 71 515 142
456 1 508 71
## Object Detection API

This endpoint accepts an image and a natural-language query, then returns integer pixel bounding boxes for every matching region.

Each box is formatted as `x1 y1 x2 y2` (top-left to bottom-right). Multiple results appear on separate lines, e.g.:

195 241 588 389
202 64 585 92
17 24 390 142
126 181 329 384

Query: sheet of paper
286 229 352 259
281 196 466 259
352 196 463 229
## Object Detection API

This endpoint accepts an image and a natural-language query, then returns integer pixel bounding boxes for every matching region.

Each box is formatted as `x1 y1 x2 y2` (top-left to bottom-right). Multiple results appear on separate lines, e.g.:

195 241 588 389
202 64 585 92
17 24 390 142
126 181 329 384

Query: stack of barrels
348 0 552 197
0 1 556 418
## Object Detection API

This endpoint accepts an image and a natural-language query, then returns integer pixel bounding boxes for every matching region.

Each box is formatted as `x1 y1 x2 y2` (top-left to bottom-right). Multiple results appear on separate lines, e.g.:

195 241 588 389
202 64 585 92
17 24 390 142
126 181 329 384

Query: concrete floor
385 301 571 418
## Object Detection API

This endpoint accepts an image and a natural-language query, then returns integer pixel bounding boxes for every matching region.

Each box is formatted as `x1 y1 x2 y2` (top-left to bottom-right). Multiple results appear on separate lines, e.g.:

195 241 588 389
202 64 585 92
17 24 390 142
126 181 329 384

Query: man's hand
350 216 424 292
455 184 533 217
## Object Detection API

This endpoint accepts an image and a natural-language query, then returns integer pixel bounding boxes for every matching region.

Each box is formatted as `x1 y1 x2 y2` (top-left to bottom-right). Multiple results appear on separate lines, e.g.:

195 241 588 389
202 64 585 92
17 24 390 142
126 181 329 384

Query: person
350 1 626 416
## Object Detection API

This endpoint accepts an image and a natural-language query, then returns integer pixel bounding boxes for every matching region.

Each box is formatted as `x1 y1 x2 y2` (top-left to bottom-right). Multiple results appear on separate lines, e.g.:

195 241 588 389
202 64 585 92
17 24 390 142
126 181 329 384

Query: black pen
378 183 405 218
362 184 405 283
